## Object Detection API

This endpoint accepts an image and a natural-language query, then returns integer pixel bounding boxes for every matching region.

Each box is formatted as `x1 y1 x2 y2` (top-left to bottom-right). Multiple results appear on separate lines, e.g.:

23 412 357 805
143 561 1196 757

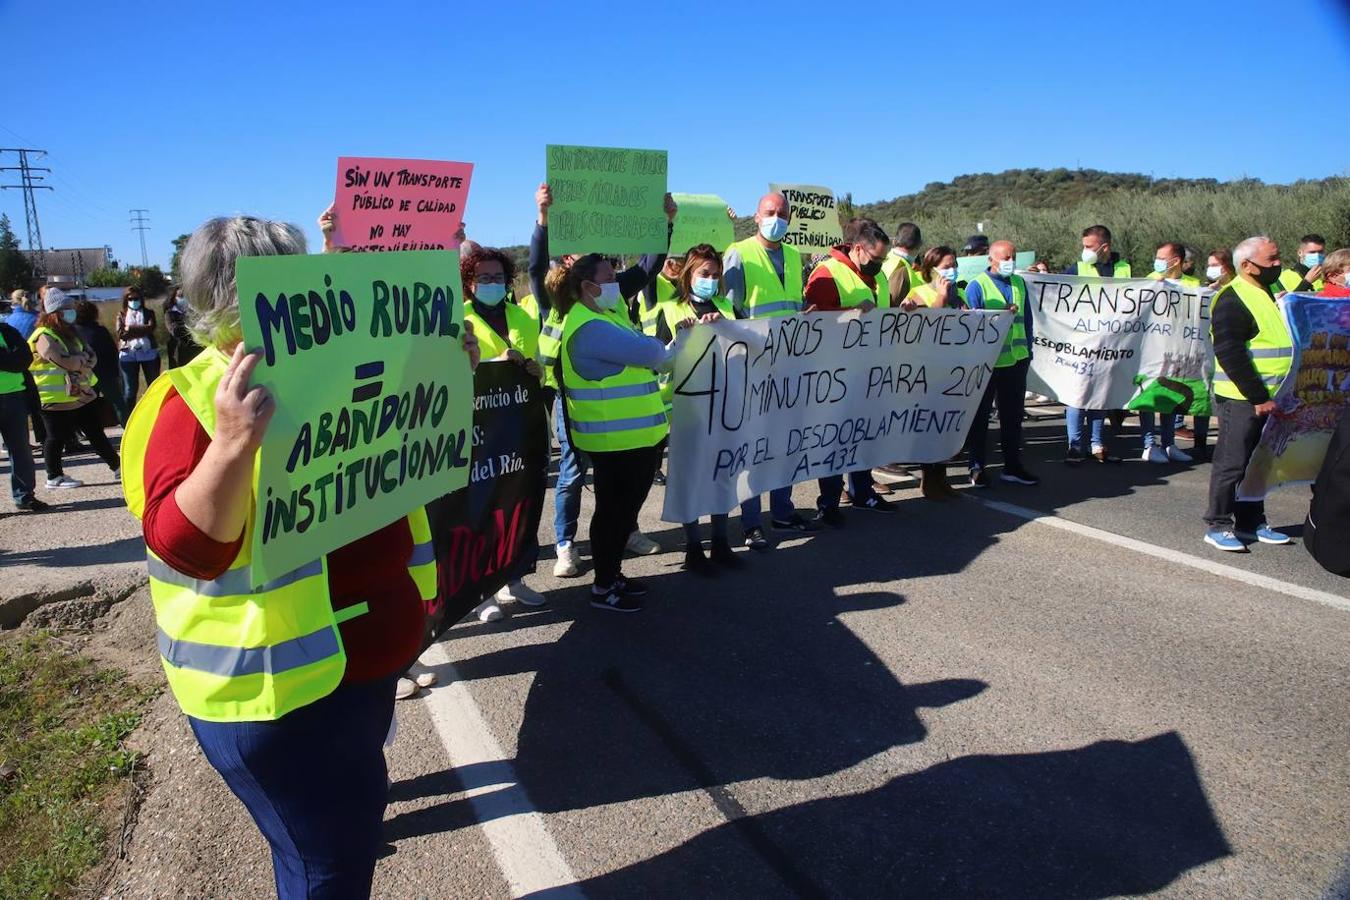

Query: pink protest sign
332 156 473 252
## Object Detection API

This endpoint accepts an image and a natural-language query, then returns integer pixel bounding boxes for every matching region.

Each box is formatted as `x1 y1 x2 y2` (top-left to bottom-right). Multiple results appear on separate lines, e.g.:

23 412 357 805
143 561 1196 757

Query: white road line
417 642 583 898
973 497 1350 614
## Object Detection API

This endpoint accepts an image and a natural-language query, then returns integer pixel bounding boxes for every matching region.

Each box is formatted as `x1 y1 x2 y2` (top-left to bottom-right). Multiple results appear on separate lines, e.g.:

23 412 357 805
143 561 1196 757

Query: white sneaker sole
1204 536 1246 552
1235 532 1291 545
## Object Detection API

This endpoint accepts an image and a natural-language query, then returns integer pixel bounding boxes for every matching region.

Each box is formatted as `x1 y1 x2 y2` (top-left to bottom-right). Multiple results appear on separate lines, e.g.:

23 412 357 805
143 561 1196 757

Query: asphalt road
4 412 1347 898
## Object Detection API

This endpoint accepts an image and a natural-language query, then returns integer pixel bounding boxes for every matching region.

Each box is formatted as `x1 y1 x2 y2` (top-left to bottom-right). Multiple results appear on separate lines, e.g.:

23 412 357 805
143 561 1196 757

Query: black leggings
587 444 662 588
41 402 119 478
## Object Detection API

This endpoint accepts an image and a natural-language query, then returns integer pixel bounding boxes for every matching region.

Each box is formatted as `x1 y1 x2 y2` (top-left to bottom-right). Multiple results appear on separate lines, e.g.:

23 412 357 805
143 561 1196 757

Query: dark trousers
817 470 878 511
965 358 1028 469
588 443 662 587
40 402 119 478
0 391 37 505
120 355 161 412
23 376 46 443
1204 396 1267 531
189 677 398 900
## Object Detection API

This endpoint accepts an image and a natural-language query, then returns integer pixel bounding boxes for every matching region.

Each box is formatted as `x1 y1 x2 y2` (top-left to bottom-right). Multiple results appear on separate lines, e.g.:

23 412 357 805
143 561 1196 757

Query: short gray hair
1232 235 1272 270
181 216 307 348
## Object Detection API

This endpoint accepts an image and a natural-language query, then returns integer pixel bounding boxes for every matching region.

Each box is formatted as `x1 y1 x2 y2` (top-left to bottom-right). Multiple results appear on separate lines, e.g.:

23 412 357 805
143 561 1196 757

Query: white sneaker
496 579 546 607
45 475 83 489
553 542 580 578
1165 444 1192 463
625 531 659 556
474 600 506 623
1142 445 1168 464
395 677 419 700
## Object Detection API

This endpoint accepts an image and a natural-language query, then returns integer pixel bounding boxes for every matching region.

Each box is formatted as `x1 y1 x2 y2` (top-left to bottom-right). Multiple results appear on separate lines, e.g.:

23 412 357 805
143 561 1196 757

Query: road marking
972 497 1350 614
418 642 583 898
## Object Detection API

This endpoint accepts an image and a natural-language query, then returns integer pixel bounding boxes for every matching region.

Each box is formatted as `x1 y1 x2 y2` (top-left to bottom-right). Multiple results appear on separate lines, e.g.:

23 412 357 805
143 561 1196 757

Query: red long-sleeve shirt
140 386 424 684
803 245 882 312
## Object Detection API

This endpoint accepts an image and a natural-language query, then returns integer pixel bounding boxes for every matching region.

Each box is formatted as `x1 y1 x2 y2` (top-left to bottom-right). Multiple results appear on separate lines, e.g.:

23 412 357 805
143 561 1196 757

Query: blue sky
2 0 1348 270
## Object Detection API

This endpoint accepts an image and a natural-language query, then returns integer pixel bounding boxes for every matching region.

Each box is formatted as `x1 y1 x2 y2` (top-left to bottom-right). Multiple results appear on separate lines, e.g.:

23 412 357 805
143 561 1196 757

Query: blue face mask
1302 252 1324 268
61 308 77 323
997 259 1016 277
474 283 507 306
937 267 957 282
691 276 719 300
759 216 790 242
129 299 143 310
1153 258 1169 274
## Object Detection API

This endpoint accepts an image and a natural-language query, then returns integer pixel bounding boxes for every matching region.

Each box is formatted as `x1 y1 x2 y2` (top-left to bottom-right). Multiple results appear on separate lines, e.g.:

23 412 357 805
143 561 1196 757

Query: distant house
24 246 115 286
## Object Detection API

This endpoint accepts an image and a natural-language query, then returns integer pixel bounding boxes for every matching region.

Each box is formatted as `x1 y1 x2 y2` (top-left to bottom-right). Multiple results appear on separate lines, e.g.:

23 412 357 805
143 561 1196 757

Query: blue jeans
0 391 36 505
740 486 795 529
816 470 877 511
119 355 161 412
553 394 588 547
1139 411 1175 448
1066 407 1105 452
189 677 397 900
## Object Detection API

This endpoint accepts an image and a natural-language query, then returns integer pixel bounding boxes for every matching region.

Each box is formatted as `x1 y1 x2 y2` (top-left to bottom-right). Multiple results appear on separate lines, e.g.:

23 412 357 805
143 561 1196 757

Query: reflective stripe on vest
537 309 564 389
559 303 668 452
1210 278 1294 400
973 273 1030 368
732 237 802 318
820 256 887 309
158 624 339 678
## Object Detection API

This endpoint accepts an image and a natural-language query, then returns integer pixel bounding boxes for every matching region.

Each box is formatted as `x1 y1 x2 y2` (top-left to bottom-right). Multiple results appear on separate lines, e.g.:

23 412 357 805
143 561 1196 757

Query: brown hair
917 245 956 282
458 246 517 295
35 310 77 344
676 244 723 301
121 285 143 308
74 299 100 326
544 253 607 317
1207 248 1235 283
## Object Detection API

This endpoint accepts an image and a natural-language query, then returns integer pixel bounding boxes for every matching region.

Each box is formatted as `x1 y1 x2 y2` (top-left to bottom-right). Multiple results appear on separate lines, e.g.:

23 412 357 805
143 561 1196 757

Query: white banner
661 309 1011 523
1023 274 1214 409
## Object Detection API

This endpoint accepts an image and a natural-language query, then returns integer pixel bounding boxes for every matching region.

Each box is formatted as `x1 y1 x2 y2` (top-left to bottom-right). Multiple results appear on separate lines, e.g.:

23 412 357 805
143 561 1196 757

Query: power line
130 208 150 268
0 147 53 275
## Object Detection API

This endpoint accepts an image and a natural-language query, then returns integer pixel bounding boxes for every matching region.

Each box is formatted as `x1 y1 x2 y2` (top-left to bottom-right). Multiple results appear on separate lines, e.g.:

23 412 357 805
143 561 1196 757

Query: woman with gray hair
120 216 479 899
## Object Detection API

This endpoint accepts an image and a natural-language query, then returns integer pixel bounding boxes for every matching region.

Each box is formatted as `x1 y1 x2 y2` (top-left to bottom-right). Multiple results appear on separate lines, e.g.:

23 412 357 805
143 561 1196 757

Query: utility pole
0 147 53 276
129 208 150 268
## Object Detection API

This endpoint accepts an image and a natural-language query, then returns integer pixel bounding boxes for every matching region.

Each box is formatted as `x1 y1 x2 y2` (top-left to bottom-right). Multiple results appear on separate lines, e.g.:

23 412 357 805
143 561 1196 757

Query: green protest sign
669 193 734 255
956 250 1037 282
545 144 668 255
237 250 473 587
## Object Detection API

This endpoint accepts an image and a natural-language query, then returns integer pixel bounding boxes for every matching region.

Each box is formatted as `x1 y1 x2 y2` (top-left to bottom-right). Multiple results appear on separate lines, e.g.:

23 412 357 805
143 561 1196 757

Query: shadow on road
0 534 144 567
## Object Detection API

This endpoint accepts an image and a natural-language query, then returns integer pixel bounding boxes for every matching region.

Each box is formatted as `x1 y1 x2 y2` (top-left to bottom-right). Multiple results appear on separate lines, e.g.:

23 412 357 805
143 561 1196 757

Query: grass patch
0 631 152 899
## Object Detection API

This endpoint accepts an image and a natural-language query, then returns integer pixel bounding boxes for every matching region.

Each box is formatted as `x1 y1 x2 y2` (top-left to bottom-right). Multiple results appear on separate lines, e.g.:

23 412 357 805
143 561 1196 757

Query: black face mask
1252 263 1282 286
859 259 883 278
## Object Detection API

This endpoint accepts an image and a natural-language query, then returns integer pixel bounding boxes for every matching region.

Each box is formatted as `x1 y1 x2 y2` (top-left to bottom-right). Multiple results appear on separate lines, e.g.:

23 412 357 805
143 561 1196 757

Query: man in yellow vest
1277 233 1326 294
1203 235 1295 552
1138 241 1198 464
880 222 922 307
1062 224 1130 464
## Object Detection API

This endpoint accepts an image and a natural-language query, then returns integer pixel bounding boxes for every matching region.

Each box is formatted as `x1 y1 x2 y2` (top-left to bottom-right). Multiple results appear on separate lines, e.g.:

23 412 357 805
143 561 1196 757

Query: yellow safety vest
517 292 542 323
972 273 1030 368
910 282 966 307
730 237 802 318
819 256 889 308
559 303 668 452
120 347 437 723
881 253 920 298
1076 259 1132 278
641 294 735 412
1277 268 1322 293
639 275 679 334
1147 272 1201 287
464 301 539 362
28 326 98 405
1211 278 1294 401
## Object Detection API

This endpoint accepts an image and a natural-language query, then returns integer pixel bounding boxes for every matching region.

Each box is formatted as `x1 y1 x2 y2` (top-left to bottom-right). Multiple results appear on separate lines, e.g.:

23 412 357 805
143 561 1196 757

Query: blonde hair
180 216 306 348
1323 248 1350 282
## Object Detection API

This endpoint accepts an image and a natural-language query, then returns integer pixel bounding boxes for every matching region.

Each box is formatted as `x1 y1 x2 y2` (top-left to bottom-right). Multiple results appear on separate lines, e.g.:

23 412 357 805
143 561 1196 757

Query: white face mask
594 281 622 311
1081 247 1100 265
997 259 1016 277
758 216 790 242
937 267 957 282
1205 265 1223 281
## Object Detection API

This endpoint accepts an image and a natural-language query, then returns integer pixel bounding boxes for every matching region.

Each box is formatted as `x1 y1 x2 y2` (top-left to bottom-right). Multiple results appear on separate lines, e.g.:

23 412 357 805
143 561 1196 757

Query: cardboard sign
669 193 734 255
332 157 473 252
546 144 668 255
768 183 843 251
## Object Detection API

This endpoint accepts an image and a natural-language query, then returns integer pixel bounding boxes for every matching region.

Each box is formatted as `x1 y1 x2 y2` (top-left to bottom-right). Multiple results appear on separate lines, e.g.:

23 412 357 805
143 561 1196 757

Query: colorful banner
545 144 669 255
332 157 473 252
425 361 548 639
661 308 1011 523
1238 294 1350 500
768 183 843 251
237 250 474 587
1021 274 1214 410
669 192 734 255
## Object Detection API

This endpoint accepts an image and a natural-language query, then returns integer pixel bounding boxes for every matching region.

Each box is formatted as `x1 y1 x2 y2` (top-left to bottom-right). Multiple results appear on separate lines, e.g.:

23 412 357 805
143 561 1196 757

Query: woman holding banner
643 243 744 575
120 215 480 899
902 247 964 501
550 252 693 611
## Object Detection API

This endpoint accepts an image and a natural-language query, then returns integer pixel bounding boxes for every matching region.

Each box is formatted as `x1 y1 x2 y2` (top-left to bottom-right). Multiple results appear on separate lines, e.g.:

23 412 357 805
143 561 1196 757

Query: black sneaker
710 539 744 568
811 507 846 529
684 546 716 577
653 469 667 486
772 512 823 533
743 527 770 551
1064 448 1085 466
1000 466 1040 486
969 467 990 488
16 498 51 512
590 589 643 613
855 495 897 513
613 577 649 597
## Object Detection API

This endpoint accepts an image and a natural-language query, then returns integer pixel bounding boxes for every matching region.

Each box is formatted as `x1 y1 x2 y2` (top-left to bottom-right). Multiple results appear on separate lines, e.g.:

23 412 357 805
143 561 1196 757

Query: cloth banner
425 361 548 640
661 308 1011 523
1237 294 1350 500
1021 273 1214 411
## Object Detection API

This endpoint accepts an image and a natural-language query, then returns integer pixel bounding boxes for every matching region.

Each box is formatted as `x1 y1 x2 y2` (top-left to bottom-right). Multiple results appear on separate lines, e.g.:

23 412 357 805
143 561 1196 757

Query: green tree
86 267 134 288
169 233 191 281
0 214 35 295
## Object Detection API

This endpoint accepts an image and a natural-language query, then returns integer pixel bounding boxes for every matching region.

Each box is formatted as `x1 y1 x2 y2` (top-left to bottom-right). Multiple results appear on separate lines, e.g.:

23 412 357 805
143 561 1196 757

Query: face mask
997 259 1016 277
594 281 622 311
474 283 507 306
937 267 957 282
691 276 719 300
1205 265 1223 281
893 249 912 262
759 216 789 242
858 257 883 278
1252 263 1282 287
61 308 77 323
1152 259 1169 274
1302 253 1324 269
129 299 143 310
1081 248 1099 265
